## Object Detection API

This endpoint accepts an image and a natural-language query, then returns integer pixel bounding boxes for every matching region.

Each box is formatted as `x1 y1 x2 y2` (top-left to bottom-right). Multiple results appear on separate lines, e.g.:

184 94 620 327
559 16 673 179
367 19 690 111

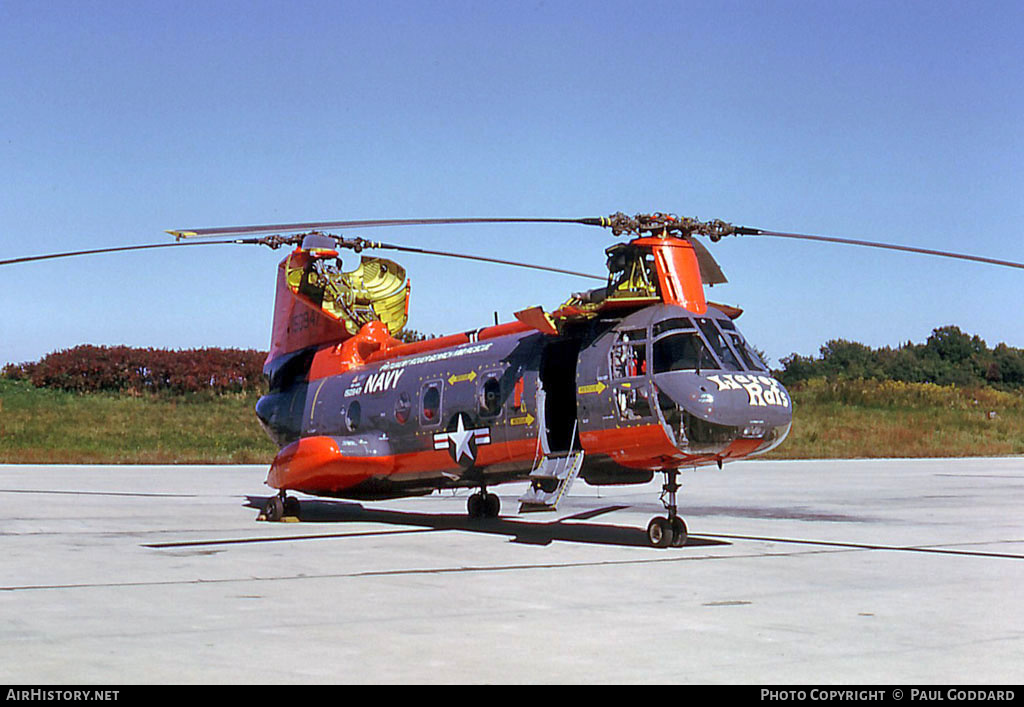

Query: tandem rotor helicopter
5 211 1024 547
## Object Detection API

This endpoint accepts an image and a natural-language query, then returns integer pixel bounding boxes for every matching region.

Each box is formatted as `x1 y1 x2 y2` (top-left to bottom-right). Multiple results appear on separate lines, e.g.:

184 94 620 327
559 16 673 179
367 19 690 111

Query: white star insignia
433 415 491 466
448 415 475 464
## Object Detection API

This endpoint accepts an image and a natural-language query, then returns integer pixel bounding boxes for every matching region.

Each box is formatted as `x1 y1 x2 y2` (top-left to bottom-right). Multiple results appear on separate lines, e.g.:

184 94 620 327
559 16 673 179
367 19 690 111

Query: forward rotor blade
168 217 606 239
369 241 604 281
0 239 253 267
745 229 1024 271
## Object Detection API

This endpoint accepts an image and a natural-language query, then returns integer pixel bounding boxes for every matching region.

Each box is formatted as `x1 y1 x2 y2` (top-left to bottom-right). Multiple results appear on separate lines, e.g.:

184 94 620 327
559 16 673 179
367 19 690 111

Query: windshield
651 314 766 373
653 317 696 337
724 330 767 371
653 333 717 373
695 318 742 371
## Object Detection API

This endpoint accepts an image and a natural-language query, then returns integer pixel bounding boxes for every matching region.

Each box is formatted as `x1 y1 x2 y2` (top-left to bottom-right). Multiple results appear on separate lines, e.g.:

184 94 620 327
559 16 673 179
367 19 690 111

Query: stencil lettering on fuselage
705 374 789 408
345 368 406 397
378 342 494 371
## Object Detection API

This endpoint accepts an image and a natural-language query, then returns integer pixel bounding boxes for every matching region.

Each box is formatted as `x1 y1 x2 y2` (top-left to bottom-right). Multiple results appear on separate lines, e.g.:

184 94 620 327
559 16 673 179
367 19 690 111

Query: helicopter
5 212 1024 548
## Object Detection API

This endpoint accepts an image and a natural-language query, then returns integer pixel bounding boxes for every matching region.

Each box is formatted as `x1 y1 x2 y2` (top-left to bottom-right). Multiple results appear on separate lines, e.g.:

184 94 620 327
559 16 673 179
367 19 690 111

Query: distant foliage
395 328 432 343
778 326 1024 391
2 345 267 395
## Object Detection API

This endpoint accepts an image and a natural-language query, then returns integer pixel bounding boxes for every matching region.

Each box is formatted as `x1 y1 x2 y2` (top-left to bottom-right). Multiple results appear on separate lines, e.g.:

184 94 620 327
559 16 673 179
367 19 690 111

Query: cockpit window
652 314 767 373
652 317 697 337
695 318 742 371
728 332 768 371
653 333 717 373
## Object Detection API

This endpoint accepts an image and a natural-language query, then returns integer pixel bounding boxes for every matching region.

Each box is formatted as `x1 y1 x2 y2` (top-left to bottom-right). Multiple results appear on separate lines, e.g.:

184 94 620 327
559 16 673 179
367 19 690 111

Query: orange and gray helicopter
6 211 1024 547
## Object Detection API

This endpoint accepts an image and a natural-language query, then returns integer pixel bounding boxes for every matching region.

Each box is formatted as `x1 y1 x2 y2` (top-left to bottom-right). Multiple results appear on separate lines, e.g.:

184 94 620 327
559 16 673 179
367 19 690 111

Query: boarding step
518 450 585 513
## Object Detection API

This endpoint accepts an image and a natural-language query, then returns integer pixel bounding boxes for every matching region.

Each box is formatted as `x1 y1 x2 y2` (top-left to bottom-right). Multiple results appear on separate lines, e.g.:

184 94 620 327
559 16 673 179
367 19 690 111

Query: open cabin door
537 338 581 454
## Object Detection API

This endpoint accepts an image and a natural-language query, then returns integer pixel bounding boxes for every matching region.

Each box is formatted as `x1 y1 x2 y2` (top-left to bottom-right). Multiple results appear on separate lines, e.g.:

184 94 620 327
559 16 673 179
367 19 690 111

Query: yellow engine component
286 252 410 336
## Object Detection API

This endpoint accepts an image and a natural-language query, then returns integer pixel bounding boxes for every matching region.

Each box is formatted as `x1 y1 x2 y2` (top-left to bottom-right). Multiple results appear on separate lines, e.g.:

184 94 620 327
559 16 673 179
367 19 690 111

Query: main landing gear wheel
647 470 688 548
263 495 284 522
262 493 299 521
468 491 500 519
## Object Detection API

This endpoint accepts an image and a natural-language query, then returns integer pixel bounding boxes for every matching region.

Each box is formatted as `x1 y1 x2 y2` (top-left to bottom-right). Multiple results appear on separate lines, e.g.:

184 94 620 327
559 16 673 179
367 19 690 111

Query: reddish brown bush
5 345 267 395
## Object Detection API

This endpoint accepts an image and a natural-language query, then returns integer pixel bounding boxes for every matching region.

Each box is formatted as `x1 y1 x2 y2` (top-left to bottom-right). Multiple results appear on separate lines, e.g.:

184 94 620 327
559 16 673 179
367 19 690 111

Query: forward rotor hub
601 212 740 241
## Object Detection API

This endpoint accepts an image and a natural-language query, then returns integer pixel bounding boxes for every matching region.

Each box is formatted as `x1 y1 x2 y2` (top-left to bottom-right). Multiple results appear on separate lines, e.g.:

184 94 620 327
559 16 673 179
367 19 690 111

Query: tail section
266 240 410 365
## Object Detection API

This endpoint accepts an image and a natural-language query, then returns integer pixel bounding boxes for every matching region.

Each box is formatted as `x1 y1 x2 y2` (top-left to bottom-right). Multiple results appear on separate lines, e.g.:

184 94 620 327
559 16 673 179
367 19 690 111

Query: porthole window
479 376 502 417
421 383 442 425
345 400 362 431
394 392 411 424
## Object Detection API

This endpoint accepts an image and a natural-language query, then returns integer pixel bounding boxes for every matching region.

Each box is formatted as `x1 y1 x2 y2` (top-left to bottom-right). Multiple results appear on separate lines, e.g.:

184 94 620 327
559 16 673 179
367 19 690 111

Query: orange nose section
267 436 392 493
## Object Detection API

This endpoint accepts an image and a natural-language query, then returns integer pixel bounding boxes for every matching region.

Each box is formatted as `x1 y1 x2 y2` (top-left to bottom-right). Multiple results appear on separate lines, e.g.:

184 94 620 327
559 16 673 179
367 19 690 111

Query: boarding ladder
518 421 584 513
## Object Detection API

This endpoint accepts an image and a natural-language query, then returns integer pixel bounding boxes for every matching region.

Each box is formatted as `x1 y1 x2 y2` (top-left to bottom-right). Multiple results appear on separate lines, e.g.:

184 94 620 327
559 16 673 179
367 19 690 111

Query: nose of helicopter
653 371 793 456
255 392 296 447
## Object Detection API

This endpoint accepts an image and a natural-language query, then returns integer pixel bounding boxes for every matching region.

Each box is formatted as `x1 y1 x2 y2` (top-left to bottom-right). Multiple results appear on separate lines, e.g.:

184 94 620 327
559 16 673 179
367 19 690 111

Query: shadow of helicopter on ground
244 496 730 550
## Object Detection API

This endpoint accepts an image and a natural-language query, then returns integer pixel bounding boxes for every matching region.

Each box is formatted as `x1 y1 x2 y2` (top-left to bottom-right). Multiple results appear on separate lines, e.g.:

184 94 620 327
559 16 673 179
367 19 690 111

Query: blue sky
2 0 1022 368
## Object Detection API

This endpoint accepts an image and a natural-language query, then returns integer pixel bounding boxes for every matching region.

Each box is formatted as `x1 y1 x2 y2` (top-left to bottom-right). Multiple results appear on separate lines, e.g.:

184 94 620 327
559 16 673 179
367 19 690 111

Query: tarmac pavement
1 458 1022 684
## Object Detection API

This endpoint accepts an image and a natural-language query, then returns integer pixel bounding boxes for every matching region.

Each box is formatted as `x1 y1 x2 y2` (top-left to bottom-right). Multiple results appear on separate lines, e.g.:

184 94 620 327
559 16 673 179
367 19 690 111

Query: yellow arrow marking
510 414 536 426
448 371 478 385
577 381 607 395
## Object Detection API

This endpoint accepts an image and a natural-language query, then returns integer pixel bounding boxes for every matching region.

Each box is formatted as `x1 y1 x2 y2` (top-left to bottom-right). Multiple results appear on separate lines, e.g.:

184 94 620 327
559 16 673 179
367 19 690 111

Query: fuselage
255 303 791 500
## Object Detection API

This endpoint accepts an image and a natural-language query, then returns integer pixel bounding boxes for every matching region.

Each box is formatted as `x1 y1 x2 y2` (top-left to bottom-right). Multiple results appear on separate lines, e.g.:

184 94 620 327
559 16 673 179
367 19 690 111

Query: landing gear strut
646 470 687 548
467 488 500 519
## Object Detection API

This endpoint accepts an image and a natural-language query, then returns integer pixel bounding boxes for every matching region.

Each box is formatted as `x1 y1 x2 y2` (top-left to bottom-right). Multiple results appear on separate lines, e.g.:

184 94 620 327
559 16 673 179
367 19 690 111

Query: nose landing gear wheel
647 517 673 548
646 516 688 548
670 517 688 547
646 470 688 548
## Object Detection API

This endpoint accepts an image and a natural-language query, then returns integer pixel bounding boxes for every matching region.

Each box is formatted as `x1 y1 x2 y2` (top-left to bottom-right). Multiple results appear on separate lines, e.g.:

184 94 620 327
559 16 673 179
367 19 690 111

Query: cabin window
420 382 442 425
610 330 648 378
479 375 503 418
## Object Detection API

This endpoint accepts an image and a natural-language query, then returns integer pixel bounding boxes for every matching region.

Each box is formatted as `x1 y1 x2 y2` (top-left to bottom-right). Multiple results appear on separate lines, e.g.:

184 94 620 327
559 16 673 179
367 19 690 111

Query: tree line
777 325 1024 390
6 326 1021 396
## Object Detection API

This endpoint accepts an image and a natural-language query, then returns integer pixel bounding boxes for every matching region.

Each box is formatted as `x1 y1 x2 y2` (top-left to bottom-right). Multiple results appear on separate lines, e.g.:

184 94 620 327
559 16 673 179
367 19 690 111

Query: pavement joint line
144 527 439 547
0 488 205 498
699 532 1024 559
0 547 862 593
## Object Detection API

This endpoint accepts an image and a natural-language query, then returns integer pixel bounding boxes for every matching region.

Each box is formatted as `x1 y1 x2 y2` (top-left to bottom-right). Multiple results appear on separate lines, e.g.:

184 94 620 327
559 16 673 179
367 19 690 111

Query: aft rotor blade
369 241 604 281
168 217 607 239
744 228 1024 271
0 239 255 267
0 236 605 281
